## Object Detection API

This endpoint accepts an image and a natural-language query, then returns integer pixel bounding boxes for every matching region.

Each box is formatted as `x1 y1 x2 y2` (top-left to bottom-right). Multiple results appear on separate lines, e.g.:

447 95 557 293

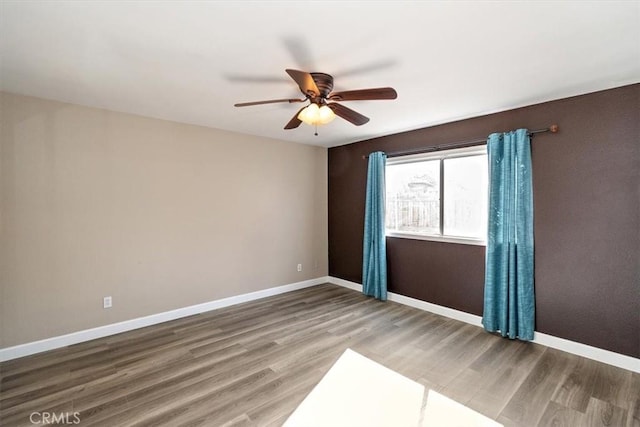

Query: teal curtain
483 129 535 340
363 151 387 301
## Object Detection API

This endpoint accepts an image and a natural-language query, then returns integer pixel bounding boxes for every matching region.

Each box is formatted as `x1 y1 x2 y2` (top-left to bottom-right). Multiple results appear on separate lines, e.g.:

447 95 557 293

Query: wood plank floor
1 284 638 426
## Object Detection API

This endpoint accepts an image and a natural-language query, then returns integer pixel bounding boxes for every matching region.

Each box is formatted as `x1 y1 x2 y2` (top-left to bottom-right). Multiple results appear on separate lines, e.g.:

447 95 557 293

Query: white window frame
385 145 487 246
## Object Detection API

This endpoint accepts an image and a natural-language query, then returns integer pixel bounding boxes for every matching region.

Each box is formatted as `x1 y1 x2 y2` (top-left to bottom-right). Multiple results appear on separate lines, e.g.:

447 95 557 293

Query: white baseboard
4 275 638 373
0 277 329 362
328 276 640 373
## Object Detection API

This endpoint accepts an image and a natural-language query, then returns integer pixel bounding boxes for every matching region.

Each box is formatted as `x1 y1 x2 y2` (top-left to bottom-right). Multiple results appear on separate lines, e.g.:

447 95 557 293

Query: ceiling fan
234 69 397 132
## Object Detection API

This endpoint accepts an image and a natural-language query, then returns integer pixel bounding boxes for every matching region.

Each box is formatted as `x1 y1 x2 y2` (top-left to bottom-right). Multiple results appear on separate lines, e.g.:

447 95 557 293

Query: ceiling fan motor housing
310 72 334 102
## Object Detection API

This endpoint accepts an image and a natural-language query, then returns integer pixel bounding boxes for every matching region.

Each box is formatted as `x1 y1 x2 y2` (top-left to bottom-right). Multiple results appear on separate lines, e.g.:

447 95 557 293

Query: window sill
386 232 486 246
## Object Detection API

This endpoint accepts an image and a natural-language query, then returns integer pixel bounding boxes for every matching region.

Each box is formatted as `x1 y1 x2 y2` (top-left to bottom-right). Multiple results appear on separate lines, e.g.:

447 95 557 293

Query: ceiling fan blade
284 107 306 129
286 69 320 97
328 103 370 126
234 98 306 107
329 87 397 101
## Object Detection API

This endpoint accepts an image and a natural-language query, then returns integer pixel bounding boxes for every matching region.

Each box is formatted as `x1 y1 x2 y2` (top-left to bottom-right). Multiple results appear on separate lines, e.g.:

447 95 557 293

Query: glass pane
386 160 440 235
443 155 488 239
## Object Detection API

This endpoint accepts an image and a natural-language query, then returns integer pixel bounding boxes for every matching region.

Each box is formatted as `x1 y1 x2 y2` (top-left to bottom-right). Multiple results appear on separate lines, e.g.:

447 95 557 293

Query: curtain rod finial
550 124 559 133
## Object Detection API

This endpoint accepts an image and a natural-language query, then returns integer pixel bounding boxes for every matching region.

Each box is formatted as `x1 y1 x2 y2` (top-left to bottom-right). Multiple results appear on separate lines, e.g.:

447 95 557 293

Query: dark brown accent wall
328 84 639 358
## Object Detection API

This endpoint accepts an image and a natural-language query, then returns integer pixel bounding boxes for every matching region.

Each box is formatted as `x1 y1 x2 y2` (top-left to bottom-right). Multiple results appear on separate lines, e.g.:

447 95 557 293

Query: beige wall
0 92 328 348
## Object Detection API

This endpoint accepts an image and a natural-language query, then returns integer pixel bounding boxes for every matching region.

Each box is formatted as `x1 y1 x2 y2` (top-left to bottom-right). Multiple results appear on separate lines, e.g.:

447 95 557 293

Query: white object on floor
283 348 425 427
422 389 503 427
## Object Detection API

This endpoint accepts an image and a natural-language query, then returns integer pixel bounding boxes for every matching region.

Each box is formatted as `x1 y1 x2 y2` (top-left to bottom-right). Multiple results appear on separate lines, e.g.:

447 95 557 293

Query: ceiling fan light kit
297 103 336 125
234 69 397 133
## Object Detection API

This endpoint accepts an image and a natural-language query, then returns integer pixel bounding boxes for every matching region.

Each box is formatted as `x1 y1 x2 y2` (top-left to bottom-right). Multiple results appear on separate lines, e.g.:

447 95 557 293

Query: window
385 146 488 245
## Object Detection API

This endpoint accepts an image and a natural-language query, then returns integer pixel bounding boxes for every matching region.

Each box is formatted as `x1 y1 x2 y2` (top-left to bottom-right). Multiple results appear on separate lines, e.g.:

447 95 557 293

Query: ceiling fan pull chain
314 123 318 136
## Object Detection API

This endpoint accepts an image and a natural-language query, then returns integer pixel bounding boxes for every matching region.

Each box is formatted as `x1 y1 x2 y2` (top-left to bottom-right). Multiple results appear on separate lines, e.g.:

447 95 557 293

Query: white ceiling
1 1 639 148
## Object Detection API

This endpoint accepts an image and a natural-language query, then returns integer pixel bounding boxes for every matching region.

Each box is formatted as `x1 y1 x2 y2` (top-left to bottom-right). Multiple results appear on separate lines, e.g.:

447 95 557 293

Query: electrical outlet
297 263 302 272
103 296 112 309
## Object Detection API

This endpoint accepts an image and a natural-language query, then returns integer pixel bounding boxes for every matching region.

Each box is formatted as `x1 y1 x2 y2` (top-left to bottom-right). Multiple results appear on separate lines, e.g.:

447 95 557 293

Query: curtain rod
362 124 559 159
